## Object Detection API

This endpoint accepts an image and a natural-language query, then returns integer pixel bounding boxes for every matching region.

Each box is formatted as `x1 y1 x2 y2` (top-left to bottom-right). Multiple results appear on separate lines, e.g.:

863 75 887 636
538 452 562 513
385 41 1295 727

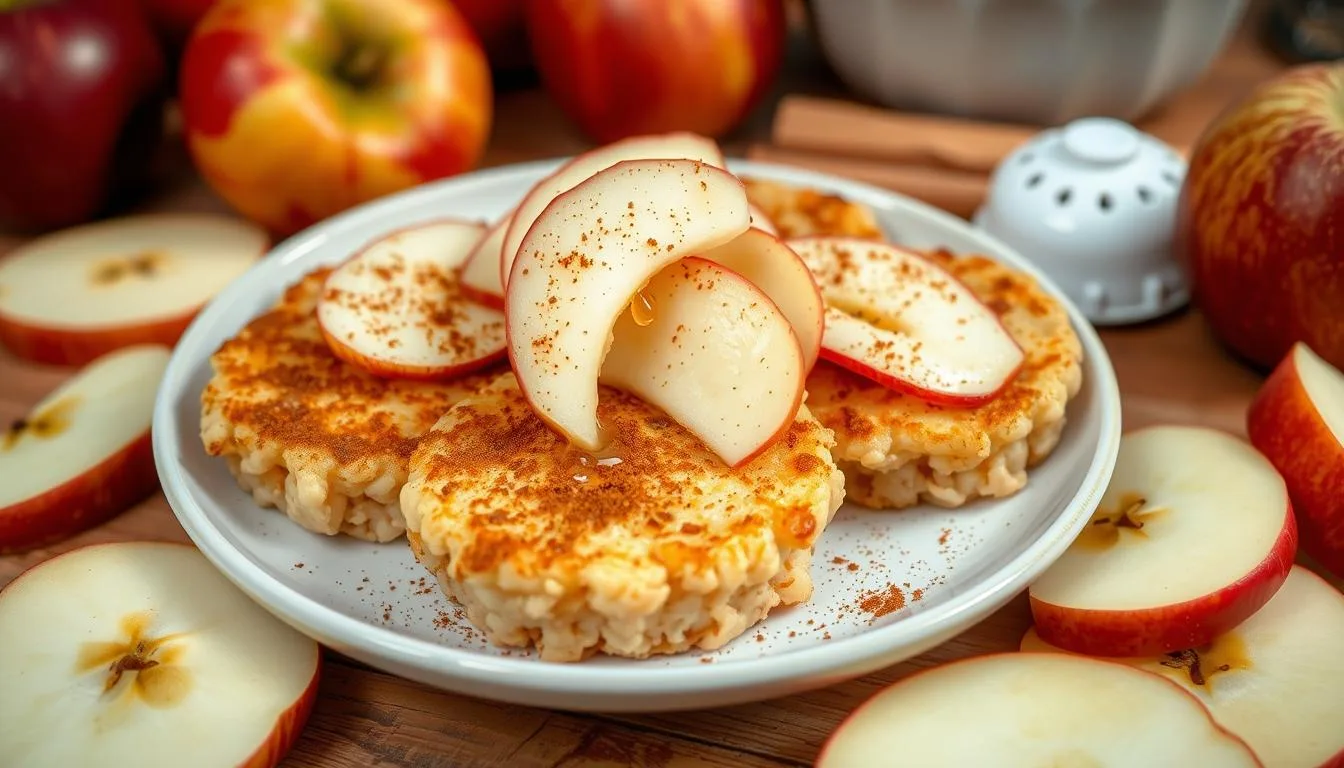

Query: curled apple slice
789 237 1025 406
458 211 512 306
317 219 506 380
748 203 779 235
506 158 751 452
600 258 806 468
500 131 725 288
700 228 823 372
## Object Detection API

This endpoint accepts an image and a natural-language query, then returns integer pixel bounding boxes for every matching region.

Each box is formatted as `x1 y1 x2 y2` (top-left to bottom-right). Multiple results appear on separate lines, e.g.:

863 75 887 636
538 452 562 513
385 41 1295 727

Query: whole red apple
525 0 787 143
1177 63 1344 371
179 0 493 237
0 0 167 233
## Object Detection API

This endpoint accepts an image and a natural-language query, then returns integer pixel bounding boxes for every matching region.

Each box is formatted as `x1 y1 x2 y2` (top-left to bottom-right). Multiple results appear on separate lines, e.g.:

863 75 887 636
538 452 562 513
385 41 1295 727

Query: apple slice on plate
506 157 750 453
817 652 1260 767
317 218 507 380
748 203 779 235
1248 342 1344 579
1023 564 1344 768
458 211 512 306
1028 425 1297 657
0 214 268 366
500 131 725 288
700 228 824 372
787 237 1024 406
0 541 320 768
0 345 169 554
601 257 805 468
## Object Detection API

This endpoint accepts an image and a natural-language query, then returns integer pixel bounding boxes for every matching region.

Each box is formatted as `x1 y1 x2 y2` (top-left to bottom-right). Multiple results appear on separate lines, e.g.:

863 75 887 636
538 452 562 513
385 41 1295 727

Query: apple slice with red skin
500 131 725 288
0 345 169 554
1023 564 1344 768
506 158 751 453
600 257 805 468
699 228 823 372
0 214 268 366
457 211 512 307
817 652 1261 767
0 541 321 768
1248 342 1344 580
787 236 1024 407
1028 425 1297 657
317 218 507 381
748 203 779 235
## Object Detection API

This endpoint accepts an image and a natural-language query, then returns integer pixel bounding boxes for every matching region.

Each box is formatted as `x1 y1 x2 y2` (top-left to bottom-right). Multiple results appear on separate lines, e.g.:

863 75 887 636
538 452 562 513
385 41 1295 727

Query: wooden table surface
1 6 1326 767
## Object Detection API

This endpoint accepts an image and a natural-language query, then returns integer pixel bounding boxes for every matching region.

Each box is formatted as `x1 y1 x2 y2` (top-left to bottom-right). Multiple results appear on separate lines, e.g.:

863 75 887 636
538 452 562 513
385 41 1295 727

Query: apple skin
179 0 492 237
1247 343 1344 580
1177 62 1344 372
817 341 1022 409
1029 504 1298 657
237 653 321 768
524 0 787 143
0 432 158 556
0 0 168 233
0 312 196 368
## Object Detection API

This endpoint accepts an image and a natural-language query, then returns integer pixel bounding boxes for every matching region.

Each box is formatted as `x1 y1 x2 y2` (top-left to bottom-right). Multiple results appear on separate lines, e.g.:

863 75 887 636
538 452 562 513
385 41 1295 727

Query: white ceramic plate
153 159 1122 713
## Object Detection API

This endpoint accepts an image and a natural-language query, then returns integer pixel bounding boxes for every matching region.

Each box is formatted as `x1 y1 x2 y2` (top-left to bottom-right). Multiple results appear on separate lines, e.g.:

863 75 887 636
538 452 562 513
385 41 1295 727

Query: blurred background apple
0 0 168 233
524 0 787 143
1177 62 1344 371
179 0 493 237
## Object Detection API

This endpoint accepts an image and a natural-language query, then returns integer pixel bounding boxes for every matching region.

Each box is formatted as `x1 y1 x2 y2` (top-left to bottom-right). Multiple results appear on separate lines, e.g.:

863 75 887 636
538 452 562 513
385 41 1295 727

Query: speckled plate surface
153 159 1122 713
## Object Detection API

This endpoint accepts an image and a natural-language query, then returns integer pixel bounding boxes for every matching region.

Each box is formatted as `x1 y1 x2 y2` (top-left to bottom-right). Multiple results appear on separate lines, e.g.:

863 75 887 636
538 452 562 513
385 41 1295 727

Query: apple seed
1158 633 1252 689
1 395 79 451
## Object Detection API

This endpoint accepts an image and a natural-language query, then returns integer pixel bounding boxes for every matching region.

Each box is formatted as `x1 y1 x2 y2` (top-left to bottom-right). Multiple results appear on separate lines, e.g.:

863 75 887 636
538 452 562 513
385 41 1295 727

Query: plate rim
153 157 1122 699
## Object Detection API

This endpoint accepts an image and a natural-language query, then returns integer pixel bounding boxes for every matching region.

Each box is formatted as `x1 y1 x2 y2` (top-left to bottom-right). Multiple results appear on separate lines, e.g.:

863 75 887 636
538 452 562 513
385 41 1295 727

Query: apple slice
1248 342 1344 579
1028 425 1297 657
817 652 1260 767
748 203 779 235
0 345 169 554
458 211 512 306
506 158 750 452
0 541 320 767
787 237 1024 406
317 218 507 381
600 257 805 467
1023 564 1344 768
500 131 725 288
0 214 267 366
699 228 824 372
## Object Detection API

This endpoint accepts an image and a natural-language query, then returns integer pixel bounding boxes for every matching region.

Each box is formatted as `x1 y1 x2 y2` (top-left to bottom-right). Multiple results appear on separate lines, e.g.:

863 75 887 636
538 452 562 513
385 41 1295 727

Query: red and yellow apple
524 0 788 143
179 0 493 237
1177 62 1344 371
1247 342 1344 579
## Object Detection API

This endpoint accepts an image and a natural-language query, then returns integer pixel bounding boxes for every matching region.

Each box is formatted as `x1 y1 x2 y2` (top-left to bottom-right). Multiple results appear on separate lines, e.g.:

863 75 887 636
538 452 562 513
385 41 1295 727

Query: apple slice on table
506 158 751 453
601 258 805 468
1022 564 1344 768
458 211 513 306
699 228 824 372
748 203 779 235
499 131 725 287
317 218 507 381
1248 342 1344 580
787 237 1024 406
0 214 267 366
1028 425 1297 657
0 345 169 554
0 541 320 768
817 652 1260 767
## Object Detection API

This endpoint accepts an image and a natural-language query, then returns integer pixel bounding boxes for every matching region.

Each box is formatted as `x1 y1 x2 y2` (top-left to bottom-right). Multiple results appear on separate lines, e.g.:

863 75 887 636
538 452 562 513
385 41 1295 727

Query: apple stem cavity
334 44 388 91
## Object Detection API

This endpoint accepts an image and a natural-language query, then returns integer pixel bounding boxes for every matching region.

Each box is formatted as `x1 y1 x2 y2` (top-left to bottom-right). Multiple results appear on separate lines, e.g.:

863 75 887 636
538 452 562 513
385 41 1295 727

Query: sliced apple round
787 236 1024 406
1248 342 1344 580
699 228 824 373
506 158 751 452
817 652 1260 767
748 203 779 236
1029 425 1297 657
0 541 320 768
0 345 169 554
499 131 725 288
600 257 805 468
0 214 268 366
317 218 507 381
457 211 512 307
1023 564 1344 768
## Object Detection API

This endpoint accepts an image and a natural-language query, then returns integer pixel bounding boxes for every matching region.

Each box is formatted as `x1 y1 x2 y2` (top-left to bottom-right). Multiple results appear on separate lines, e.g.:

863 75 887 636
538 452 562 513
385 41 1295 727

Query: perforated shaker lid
972 117 1189 325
